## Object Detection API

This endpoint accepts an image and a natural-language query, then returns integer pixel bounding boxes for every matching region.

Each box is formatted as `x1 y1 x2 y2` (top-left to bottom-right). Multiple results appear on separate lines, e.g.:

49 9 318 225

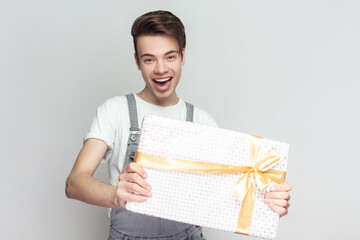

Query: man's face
135 34 185 106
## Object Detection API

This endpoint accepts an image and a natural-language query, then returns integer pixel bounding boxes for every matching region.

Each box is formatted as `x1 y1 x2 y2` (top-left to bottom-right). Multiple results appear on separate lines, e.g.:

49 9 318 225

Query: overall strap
185 102 194 122
126 94 140 131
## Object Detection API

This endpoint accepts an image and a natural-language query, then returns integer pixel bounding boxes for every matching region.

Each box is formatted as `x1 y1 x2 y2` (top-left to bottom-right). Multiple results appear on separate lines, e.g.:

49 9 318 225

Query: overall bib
107 94 205 240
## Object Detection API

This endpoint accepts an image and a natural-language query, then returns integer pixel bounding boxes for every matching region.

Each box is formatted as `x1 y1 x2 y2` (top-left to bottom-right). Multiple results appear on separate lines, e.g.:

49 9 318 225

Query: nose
154 59 168 74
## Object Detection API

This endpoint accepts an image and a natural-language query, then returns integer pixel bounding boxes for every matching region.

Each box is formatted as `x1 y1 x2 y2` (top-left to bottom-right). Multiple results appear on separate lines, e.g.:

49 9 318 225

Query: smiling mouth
153 77 172 87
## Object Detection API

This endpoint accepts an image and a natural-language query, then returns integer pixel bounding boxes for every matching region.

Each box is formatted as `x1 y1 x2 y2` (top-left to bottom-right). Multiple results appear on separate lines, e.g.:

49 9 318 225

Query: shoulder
193 106 218 128
95 95 129 120
100 95 127 108
97 95 128 112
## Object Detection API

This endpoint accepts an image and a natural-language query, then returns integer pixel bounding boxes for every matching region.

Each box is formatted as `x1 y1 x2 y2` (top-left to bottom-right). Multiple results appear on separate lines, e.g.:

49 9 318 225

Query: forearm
66 173 120 209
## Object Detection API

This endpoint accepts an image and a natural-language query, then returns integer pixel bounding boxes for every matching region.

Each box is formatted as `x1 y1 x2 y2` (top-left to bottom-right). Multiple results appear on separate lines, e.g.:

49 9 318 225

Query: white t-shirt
84 94 218 187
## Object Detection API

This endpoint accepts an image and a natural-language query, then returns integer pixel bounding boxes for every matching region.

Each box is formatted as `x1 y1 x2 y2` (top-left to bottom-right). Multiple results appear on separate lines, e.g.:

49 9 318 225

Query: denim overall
107 94 205 240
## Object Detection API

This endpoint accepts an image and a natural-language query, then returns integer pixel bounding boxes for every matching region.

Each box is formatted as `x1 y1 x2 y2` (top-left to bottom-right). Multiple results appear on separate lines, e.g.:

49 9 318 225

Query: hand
264 183 292 218
116 162 152 208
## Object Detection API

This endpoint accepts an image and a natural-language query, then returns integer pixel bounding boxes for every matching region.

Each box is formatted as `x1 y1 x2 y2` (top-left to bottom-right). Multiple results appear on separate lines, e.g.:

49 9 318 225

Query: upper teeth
154 77 170 82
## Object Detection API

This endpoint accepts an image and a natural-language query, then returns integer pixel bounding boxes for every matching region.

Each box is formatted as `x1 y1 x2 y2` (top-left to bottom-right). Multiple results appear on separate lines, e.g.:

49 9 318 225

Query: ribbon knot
234 140 285 234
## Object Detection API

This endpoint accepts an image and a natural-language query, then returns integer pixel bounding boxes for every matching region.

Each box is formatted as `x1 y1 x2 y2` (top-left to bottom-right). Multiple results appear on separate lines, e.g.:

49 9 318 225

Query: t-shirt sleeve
205 113 218 128
84 100 117 162
193 107 219 128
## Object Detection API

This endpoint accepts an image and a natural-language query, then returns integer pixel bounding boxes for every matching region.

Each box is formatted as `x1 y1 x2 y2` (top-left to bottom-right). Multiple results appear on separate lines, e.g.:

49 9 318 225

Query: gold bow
234 139 286 234
135 138 286 235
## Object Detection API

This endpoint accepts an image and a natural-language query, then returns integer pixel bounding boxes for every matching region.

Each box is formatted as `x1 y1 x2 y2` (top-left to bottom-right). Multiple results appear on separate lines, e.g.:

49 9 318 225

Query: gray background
1 0 359 239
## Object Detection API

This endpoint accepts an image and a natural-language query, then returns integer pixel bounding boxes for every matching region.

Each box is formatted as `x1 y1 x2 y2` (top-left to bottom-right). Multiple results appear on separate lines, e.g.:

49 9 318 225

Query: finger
264 198 290 209
268 203 288 217
264 191 290 200
117 187 149 203
117 181 151 201
126 181 152 197
280 211 288 218
270 183 292 192
124 162 148 179
124 172 152 191
123 181 152 197
118 199 126 209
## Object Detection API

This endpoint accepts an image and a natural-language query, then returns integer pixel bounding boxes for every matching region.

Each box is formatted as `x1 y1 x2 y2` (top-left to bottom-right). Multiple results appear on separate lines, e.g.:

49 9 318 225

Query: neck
136 90 179 107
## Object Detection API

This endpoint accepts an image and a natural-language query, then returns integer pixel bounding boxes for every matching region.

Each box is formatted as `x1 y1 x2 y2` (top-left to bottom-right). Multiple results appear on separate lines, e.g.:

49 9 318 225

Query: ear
181 48 185 66
134 53 141 70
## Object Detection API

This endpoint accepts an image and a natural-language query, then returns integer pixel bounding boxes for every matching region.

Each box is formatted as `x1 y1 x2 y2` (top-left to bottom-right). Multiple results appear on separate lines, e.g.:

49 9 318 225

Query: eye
144 58 154 63
167 55 176 61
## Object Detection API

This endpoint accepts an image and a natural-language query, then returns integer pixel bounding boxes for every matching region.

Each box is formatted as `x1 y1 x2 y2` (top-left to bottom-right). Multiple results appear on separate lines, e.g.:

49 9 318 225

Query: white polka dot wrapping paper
126 114 289 239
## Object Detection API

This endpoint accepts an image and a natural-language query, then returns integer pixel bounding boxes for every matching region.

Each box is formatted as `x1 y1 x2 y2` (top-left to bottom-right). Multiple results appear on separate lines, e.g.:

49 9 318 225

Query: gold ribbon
134 139 286 235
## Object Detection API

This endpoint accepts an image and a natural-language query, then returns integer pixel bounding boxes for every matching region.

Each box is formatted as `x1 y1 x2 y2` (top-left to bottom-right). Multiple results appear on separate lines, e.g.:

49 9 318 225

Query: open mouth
152 77 172 87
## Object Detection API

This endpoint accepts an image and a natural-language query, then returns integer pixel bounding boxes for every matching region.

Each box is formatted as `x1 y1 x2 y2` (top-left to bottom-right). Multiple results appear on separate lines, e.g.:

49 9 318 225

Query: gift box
126 115 289 239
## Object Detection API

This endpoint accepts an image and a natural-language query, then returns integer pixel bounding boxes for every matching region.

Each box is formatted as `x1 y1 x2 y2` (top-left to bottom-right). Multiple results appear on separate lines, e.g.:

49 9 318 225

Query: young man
66 10 292 240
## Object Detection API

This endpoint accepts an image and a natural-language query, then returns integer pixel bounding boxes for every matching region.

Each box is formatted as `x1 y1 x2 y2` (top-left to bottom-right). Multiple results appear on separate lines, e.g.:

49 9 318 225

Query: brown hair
131 10 186 62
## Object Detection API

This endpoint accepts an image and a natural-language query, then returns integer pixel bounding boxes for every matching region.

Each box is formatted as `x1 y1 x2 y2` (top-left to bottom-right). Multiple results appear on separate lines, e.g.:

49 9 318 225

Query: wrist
111 186 121 208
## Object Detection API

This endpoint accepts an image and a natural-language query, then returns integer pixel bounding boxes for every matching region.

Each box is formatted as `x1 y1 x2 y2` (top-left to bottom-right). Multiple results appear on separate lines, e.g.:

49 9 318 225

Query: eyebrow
140 50 179 58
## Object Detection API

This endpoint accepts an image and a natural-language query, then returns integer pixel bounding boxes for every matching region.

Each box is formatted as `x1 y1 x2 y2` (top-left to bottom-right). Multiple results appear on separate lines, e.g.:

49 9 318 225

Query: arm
65 138 152 208
65 138 119 208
